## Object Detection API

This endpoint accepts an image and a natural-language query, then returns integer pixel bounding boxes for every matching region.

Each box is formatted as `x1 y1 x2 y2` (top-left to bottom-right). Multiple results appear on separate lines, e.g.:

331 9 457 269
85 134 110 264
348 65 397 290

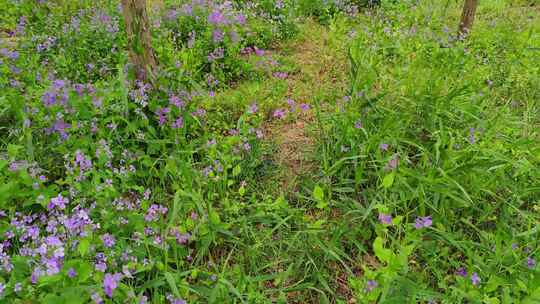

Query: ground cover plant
0 0 539 303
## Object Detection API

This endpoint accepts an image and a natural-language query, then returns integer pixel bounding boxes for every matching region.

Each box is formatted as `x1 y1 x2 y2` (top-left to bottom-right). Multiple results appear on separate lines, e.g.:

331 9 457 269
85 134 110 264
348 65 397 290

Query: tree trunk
457 0 479 39
121 0 157 81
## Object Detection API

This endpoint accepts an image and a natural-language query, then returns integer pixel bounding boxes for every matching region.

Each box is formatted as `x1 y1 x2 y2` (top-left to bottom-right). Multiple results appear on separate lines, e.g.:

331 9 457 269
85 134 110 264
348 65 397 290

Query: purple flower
45 236 62 246
48 194 68 210
0 283 4 296
273 72 288 79
456 267 467 277
91 292 103 304
67 267 77 278
175 231 191 245
273 109 286 119
511 243 518 250
95 262 107 272
365 280 377 292
156 107 170 126
287 98 296 110
171 117 184 129
379 143 389 151
471 272 480 286
527 257 536 269
208 10 226 25
299 103 310 112
166 294 187 304
469 127 476 144
248 103 258 114
385 155 399 171
212 29 224 43
378 213 392 225
14 282 22 293
169 95 184 108
51 119 71 139
236 14 246 25
101 234 115 248
354 120 363 129
414 216 432 229
103 273 122 298
255 47 265 56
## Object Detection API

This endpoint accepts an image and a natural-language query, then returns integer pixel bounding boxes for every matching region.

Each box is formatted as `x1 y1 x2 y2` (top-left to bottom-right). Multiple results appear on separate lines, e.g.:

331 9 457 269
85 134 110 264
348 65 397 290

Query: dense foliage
0 0 539 303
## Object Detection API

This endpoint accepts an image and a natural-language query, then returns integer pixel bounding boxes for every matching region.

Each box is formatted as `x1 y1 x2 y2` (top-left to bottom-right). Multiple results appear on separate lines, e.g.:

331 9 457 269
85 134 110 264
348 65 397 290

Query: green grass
1 0 540 303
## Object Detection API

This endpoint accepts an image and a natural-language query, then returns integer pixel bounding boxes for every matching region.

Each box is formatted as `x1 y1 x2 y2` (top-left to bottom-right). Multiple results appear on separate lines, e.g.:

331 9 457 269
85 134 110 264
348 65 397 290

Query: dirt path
269 19 350 192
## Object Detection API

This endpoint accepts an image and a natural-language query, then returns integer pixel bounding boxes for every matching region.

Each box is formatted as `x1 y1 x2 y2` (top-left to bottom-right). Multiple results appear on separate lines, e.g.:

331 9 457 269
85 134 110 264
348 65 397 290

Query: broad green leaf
232 165 241 177
382 173 395 188
78 238 90 257
313 185 324 201
373 237 392 263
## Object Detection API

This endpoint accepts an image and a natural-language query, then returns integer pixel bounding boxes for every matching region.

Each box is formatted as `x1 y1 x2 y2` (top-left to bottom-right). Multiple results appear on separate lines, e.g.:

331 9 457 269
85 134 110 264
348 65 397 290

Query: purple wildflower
248 102 258 114
48 194 68 210
208 10 226 25
365 280 377 292
255 47 265 56
354 120 363 129
527 257 536 269
300 103 310 112
212 29 224 43
471 272 480 286
456 267 467 277
91 292 103 304
273 72 288 79
169 95 184 108
236 14 246 25
101 234 115 248
156 107 170 126
379 143 389 151
67 268 77 278
14 282 22 293
385 155 399 171
171 117 184 129
414 216 432 229
469 128 476 144
273 109 286 119
378 213 392 225
103 273 122 298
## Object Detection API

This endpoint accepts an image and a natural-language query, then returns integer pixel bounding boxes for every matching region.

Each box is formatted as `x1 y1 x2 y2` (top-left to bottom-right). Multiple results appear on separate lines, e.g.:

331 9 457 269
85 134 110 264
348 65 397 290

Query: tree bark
457 0 479 39
121 0 157 81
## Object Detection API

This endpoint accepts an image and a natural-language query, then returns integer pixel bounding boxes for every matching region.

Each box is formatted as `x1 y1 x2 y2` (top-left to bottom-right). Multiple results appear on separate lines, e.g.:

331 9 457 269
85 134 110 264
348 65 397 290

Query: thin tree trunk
121 0 157 81
457 0 479 39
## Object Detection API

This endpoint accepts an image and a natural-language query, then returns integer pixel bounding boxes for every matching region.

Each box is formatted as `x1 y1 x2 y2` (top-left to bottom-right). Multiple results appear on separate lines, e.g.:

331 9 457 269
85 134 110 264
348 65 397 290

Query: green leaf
7 144 22 158
316 200 328 209
41 294 65 304
78 238 90 257
38 273 62 287
382 172 395 188
483 297 500 304
232 165 241 177
373 237 392 264
522 286 540 304
209 210 221 225
238 186 245 196
485 275 504 293
313 185 324 201
164 272 180 298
